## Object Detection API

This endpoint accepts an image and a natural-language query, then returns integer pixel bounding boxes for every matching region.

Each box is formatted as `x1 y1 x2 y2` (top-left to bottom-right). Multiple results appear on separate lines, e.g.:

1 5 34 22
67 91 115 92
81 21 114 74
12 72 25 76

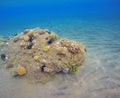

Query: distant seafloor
0 17 120 98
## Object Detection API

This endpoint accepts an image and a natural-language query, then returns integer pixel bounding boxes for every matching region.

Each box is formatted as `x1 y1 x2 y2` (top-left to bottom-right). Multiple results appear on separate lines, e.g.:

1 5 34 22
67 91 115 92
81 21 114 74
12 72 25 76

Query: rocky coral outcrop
0 27 86 83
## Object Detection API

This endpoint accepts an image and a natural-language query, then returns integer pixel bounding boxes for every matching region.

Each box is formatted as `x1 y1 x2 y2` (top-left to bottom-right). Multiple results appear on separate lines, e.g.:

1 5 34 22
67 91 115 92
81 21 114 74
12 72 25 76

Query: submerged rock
62 68 69 74
0 27 86 83
13 36 21 42
5 63 14 68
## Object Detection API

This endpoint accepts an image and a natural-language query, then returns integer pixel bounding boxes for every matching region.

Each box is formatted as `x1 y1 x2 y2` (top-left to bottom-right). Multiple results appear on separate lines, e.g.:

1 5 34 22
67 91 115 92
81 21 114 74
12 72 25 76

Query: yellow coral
50 32 58 41
43 45 51 52
23 35 30 42
34 55 39 61
26 30 34 37
13 58 17 65
33 33 39 38
17 66 26 76
57 47 68 55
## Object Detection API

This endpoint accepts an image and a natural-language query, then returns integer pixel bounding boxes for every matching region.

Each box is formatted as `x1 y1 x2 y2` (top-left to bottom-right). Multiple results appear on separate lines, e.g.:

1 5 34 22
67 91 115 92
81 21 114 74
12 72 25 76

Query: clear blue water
0 0 120 98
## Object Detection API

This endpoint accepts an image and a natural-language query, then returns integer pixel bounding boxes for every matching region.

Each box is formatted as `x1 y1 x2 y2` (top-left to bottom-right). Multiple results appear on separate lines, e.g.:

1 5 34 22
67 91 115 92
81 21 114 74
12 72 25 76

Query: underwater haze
0 0 120 37
0 0 120 98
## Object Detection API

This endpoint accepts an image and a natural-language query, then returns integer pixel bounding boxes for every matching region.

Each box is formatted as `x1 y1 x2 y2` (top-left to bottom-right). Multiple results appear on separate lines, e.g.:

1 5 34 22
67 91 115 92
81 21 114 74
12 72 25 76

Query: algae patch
0 27 87 83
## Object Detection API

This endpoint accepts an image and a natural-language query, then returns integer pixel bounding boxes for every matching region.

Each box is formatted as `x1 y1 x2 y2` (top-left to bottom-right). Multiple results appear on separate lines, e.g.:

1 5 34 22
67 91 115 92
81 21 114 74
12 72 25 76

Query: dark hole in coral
27 43 33 49
13 74 19 77
47 38 54 44
1 54 6 60
48 31 51 34
41 65 46 72
58 58 62 61
29 37 33 42
57 53 66 58
45 37 48 40
84 48 87 52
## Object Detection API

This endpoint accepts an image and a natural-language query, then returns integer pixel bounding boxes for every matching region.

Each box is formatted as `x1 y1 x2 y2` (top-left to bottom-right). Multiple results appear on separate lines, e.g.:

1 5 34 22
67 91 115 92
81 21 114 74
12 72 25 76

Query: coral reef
23 35 30 42
34 55 40 61
42 45 51 52
0 27 86 83
60 39 85 54
67 43 81 54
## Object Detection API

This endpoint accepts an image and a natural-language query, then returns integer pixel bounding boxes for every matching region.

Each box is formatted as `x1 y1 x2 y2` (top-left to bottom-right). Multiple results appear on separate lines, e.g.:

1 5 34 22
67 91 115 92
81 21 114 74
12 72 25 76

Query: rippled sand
0 18 120 98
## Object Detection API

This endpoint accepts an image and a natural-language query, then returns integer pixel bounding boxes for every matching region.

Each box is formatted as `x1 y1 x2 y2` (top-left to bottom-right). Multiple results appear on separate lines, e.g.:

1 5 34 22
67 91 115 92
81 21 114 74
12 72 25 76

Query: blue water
0 0 120 37
0 0 120 98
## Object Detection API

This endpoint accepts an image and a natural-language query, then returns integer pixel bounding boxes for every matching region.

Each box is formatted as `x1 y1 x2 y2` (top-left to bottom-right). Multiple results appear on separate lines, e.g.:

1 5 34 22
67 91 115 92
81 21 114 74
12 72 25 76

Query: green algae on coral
50 32 59 41
70 64 79 73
